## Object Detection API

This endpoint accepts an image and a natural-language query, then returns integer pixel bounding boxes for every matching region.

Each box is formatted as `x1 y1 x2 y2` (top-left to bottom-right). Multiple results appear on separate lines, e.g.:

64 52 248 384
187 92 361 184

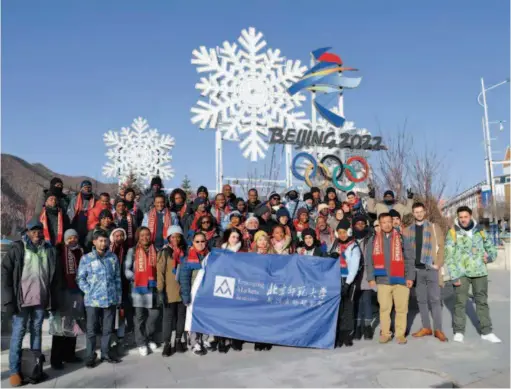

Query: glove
181 295 191 306
341 282 351 297
329 252 339 259
407 188 414 199
368 186 376 199
157 293 166 308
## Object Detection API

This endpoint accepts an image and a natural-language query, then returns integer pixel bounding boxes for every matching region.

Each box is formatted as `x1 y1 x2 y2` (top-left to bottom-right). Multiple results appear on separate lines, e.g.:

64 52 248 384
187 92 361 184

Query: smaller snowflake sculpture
103 117 175 185
191 27 308 161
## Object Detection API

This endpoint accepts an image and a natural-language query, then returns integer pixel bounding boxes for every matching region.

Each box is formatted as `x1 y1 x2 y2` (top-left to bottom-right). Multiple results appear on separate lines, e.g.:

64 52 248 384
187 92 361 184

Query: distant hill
1 153 117 237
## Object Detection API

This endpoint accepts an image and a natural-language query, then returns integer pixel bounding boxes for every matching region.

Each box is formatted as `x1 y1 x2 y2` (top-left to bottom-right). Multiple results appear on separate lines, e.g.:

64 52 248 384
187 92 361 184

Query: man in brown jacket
402 202 447 342
156 226 187 357
367 188 414 218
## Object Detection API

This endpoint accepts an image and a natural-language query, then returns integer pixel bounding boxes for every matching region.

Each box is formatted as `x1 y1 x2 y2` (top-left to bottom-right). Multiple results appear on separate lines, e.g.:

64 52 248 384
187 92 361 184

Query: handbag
48 311 85 337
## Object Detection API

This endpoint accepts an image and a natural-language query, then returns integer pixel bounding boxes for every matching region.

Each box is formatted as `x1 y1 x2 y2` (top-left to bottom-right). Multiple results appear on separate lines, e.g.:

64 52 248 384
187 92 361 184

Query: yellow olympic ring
304 163 330 189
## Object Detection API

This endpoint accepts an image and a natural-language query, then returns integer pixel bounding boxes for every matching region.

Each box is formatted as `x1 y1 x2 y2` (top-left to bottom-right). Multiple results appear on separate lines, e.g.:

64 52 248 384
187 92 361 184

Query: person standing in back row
366 188 414 219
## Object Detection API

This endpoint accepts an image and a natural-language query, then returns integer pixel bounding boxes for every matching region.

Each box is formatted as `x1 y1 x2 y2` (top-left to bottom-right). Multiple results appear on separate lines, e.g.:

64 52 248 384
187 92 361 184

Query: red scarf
133 244 157 293
74 193 95 220
40 208 63 244
372 230 405 284
203 228 217 243
213 205 231 225
178 203 188 220
61 245 83 289
339 239 355 276
148 208 172 243
293 220 309 232
191 211 208 231
110 241 126 265
187 246 209 269
170 244 184 265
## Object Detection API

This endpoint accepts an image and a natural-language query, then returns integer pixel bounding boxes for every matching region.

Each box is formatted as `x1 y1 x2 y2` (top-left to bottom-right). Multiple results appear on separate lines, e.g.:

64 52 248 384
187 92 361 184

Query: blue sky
2 0 509 197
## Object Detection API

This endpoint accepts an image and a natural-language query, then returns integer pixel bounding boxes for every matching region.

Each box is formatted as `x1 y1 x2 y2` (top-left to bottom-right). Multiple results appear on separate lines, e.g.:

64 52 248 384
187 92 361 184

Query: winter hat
229 211 242 220
276 207 290 219
317 203 329 213
254 204 271 217
301 228 317 240
296 207 309 219
50 177 63 187
99 209 113 221
254 230 268 243
150 176 163 187
193 197 206 210
384 190 395 198
310 187 321 195
245 216 259 227
26 219 43 231
166 225 184 238
303 192 313 202
336 218 351 231
45 190 58 201
347 191 356 197
110 227 127 242
197 186 209 196
64 229 78 242
389 209 401 219
326 187 336 195
352 214 367 226
80 180 92 188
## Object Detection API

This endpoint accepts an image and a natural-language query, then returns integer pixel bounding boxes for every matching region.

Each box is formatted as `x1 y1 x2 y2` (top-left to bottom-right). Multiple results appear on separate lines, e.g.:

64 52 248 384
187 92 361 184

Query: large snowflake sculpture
102 117 175 185
191 27 308 161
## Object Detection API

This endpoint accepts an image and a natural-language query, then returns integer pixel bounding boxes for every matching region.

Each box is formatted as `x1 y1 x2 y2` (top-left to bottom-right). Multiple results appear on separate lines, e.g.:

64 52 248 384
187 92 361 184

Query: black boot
254 343 264 351
231 339 242 351
176 340 187 353
363 325 374 340
354 326 363 340
264 343 272 351
335 332 345 348
162 342 172 357
218 338 228 354
343 331 353 347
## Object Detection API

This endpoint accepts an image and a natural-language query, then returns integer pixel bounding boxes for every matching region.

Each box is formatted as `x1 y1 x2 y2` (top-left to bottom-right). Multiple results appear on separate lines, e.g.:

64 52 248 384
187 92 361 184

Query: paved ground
1 270 509 388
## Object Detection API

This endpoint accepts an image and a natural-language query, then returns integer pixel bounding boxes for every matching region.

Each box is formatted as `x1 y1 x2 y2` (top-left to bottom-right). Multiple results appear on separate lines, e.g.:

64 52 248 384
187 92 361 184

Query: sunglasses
194 240 206 244
201 220 211 224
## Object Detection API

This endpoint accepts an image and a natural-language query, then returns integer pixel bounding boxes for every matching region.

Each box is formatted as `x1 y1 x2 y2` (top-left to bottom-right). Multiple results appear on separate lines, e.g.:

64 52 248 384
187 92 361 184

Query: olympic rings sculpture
291 152 370 191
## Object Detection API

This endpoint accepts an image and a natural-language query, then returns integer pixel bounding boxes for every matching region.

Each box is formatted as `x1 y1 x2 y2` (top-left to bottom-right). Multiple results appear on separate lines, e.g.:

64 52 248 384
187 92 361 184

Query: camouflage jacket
444 220 497 281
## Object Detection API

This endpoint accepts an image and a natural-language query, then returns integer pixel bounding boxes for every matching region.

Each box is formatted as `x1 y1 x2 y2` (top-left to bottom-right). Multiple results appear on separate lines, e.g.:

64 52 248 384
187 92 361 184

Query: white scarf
221 242 242 253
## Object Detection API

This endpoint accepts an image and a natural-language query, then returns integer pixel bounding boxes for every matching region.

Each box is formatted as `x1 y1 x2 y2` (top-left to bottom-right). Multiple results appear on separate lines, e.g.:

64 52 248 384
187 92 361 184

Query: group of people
1 176 502 387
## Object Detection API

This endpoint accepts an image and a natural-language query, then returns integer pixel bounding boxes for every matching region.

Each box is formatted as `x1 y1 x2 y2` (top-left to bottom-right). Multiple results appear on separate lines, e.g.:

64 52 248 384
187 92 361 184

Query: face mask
384 199 395 206
288 192 298 201
51 187 63 196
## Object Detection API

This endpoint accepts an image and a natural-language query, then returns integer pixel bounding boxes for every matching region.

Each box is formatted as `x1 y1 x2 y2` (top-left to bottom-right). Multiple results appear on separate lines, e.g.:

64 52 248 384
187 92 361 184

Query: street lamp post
478 77 510 244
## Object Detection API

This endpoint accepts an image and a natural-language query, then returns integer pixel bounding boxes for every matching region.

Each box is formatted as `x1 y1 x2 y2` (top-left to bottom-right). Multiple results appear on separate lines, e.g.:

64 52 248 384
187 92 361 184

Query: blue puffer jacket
178 252 208 305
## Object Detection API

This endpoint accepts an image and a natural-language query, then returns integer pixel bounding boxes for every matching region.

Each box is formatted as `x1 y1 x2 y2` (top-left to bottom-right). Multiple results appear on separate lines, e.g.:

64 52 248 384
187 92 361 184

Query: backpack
449 228 486 243
20 349 46 384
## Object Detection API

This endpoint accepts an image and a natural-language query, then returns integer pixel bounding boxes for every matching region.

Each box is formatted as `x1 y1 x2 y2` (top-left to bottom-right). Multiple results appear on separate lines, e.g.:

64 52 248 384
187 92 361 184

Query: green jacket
444 219 497 281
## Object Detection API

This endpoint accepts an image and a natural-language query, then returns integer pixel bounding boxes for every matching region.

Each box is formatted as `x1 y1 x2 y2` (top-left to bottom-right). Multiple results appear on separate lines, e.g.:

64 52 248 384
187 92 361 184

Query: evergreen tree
181 175 193 198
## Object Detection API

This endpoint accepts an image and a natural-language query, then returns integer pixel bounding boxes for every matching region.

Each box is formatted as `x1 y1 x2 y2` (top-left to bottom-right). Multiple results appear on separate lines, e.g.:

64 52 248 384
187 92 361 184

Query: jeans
134 307 161 347
9 306 45 374
85 306 116 360
415 268 442 331
162 303 186 344
356 290 373 326
453 276 492 335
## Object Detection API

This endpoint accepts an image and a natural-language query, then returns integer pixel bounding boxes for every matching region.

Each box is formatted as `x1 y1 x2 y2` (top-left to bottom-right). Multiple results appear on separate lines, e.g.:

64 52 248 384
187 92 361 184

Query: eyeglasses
201 220 211 224
194 240 206 244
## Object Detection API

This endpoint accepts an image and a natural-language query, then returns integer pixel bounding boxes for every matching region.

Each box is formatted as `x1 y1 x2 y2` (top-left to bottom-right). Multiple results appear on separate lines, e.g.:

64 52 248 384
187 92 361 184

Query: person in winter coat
271 225 293 255
226 211 243 230
284 187 306 221
138 176 166 214
157 225 187 357
293 208 311 240
389 209 402 233
315 215 335 254
35 177 70 217
235 198 248 219
39 191 70 246
77 229 122 367
124 227 161 357
87 193 112 231
444 206 500 344
179 232 210 356
142 194 178 251
324 187 340 208
310 187 322 207
317 203 335 234
84 210 115 253
254 204 278 235
222 184 237 209
247 188 261 214
266 191 283 220
346 191 366 219
365 213 415 345
328 208 345 232
50 229 84 370
196 185 210 207
124 188 144 226
296 228 323 256
169 188 189 225
67 180 97 246
276 207 296 242
113 199 137 248
366 188 414 219
402 202 447 342
183 198 209 242
351 215 375 340
2 220 61 387
109 227 133 338
341 202 353 224
211 193 232 230
244 216 259 248
329 219 361 348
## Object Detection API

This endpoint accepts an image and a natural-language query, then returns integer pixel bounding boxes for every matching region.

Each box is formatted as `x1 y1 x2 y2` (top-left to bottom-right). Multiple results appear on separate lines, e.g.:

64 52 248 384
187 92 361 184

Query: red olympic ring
344 156 369 183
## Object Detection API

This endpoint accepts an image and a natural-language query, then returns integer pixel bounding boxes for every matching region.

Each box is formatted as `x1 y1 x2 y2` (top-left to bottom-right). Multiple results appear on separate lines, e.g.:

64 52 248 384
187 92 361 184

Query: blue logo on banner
190 249 341 349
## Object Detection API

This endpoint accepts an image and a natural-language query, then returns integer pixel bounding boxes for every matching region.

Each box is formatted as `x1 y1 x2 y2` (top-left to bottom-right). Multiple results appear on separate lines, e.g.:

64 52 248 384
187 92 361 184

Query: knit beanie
80 180 92 188
64 229 78 242
303 192 313 202
110 227 127 242
150 176 163 187
197 186 209 197
45 190 58 201
389 209 401 219
384 190 395 198
254 204 271 217
296 207 309 219
276 207 290 219
245 216 259 227
193 197 206 210
336 218 351 231
254 230 268 243
99 209 113 220
352 214 367 225
317 203 329 213
166 225 184 238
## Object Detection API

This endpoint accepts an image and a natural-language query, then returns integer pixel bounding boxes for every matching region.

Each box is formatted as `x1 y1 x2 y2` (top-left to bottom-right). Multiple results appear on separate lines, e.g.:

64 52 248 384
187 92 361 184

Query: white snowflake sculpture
102 117 175 185
191 27 308 161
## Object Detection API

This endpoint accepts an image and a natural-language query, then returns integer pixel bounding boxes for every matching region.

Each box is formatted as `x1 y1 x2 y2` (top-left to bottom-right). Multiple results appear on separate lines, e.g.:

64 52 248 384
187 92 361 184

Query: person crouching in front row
124 227 161 357
157 226 188 357
329 219 361 348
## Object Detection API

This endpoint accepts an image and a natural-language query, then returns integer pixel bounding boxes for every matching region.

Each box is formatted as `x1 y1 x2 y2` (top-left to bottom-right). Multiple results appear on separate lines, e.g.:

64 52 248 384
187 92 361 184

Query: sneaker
9 373 22 387
148 342 159 351
481 333 502 343
138 346 149 357
192 343 206 356
453 333 464 343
